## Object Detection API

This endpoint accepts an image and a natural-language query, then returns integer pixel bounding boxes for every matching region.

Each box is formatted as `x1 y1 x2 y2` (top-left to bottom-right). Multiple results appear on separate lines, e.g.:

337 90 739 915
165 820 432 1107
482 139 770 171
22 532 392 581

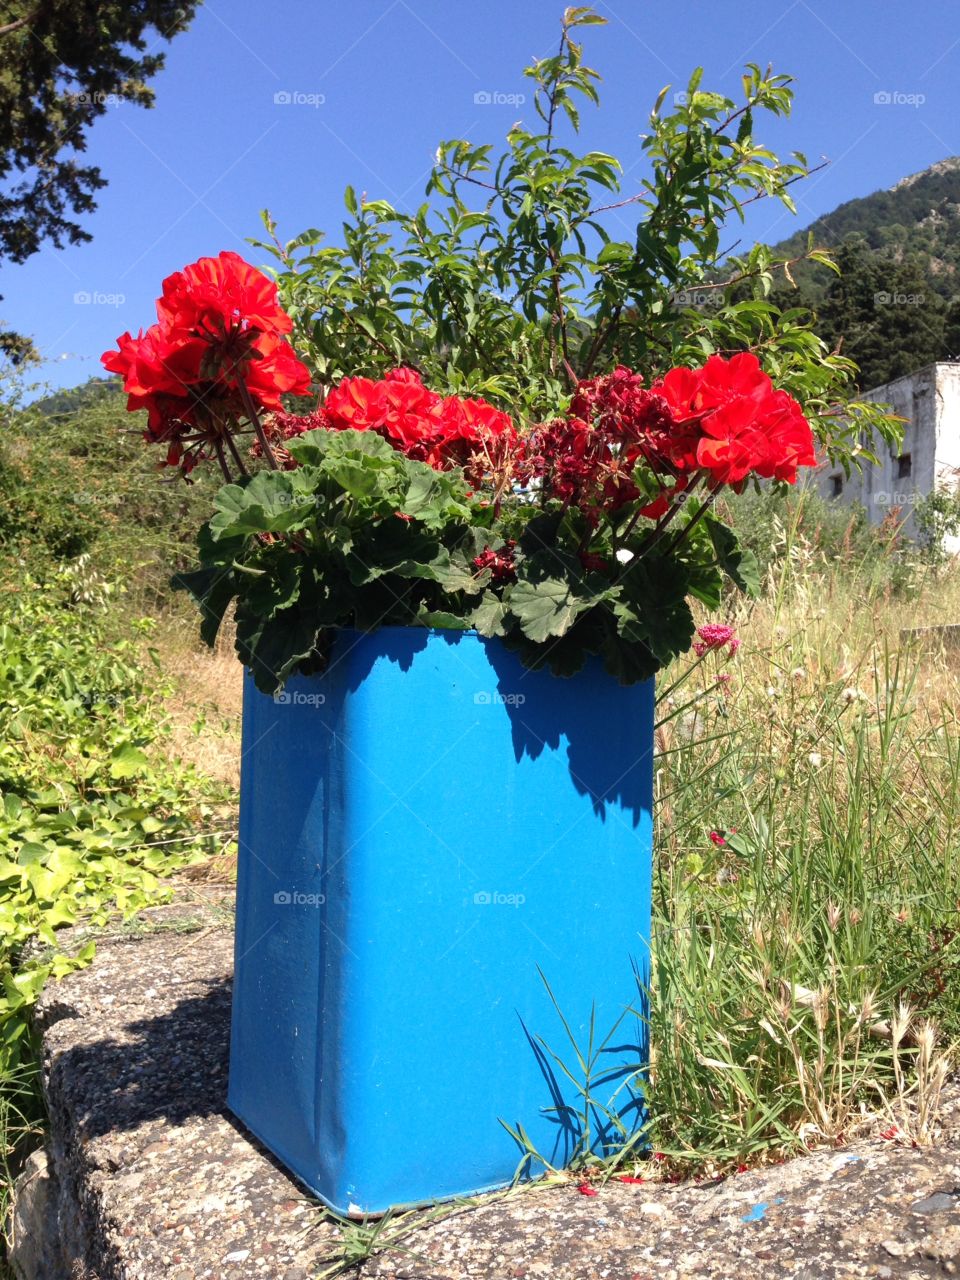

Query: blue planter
228 627 653 1215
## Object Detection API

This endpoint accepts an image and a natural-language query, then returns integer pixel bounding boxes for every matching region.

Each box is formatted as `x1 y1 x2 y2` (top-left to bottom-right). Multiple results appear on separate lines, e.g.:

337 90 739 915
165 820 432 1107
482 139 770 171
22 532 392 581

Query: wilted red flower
576 1182 599 1196
473 542 517 583
578 551 610 574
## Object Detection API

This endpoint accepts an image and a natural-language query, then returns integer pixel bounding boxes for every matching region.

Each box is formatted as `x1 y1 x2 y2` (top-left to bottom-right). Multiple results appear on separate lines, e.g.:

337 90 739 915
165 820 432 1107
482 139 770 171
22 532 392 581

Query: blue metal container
228 627 653 1215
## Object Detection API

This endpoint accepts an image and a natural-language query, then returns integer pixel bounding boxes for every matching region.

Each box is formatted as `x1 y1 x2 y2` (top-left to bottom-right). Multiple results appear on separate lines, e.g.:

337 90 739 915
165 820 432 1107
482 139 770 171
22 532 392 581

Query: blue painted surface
741 1198 784 1222
227 627 654 1215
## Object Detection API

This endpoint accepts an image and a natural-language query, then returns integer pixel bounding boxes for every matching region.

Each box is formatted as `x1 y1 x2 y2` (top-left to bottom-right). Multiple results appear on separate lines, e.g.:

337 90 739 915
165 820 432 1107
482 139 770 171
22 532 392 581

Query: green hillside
766 158 960 390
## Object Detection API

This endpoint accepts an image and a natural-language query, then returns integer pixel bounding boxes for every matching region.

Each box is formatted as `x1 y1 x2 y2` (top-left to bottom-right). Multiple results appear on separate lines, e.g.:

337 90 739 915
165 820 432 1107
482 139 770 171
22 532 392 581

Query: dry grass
152 614 243 790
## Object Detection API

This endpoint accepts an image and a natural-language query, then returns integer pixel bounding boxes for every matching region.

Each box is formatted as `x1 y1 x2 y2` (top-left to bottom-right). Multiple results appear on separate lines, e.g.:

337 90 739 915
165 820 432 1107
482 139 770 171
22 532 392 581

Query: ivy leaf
108 746 150 780
243 556 302 620
417 608 470 630
470 592 509 636
235 606 322 695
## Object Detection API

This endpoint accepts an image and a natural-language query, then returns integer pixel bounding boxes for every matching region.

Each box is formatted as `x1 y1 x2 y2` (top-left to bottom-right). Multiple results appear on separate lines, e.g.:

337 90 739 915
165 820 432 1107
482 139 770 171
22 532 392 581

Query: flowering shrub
103 250 820 692
102 6 899 694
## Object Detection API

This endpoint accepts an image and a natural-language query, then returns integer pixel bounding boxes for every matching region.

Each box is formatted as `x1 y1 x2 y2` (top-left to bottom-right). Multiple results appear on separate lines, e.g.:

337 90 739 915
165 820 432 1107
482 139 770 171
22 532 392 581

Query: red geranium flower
652 353 816 488
323 368 443 446
320 369 520 486
101 252 311 475
157 250 295 341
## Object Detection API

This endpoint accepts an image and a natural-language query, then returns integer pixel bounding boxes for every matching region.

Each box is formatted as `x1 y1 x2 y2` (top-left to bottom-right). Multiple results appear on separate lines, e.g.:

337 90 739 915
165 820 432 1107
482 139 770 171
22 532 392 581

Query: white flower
808 752 822 767
841 687 864 705
615 548 634 564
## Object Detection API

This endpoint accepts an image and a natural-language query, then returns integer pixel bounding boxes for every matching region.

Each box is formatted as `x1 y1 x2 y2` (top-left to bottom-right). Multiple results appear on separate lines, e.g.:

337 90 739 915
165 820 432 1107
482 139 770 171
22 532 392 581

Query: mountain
765 158 960 390
30 375 120 417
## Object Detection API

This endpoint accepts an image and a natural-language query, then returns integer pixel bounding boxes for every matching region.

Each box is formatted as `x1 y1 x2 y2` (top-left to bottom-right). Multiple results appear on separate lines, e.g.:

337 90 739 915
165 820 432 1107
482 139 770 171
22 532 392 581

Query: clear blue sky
7 0 959 393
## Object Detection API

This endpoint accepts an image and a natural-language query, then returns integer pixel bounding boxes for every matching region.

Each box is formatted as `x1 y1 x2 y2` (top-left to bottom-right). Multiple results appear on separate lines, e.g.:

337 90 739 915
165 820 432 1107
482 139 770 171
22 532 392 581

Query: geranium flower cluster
269 367 520 485
526 354 817 520
102 251 311 475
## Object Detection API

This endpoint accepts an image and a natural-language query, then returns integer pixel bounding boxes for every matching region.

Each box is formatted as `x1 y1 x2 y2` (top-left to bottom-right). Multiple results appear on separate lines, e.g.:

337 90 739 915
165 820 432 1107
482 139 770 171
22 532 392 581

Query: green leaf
171 566 237 648
108 746 150 780
706 518 761 595
209 471 315 540
508 576 589 643
471 592 509 636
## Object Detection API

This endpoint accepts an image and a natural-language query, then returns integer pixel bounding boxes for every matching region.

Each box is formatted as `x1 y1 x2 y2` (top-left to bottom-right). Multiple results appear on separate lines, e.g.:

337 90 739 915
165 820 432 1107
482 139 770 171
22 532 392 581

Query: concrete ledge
11 893 960 1279
14 897 338 1280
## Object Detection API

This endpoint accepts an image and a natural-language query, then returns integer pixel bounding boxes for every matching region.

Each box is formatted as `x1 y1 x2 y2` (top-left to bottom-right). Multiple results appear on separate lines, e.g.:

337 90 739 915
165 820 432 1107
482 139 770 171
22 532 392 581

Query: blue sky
7 0 959 393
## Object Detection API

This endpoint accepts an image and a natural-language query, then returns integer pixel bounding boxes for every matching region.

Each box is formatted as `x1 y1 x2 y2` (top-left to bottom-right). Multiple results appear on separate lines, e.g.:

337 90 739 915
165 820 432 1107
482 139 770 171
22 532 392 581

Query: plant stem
213 440 233 483
223 427 250 479
238 380 279 470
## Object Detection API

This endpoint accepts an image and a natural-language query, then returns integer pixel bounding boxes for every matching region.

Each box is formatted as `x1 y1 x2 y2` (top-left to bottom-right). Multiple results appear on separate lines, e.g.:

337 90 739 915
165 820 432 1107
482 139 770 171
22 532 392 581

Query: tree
814 239 946 391
0 1 198 265
256 8 899 476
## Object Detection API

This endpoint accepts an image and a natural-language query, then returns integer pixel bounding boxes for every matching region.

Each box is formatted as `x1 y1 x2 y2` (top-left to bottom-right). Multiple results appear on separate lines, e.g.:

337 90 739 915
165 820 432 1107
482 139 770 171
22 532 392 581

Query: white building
813 362 960 540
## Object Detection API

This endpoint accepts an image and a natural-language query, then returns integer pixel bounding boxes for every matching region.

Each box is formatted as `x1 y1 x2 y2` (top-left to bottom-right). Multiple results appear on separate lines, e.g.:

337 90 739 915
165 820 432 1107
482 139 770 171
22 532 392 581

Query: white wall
812 363 958 539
